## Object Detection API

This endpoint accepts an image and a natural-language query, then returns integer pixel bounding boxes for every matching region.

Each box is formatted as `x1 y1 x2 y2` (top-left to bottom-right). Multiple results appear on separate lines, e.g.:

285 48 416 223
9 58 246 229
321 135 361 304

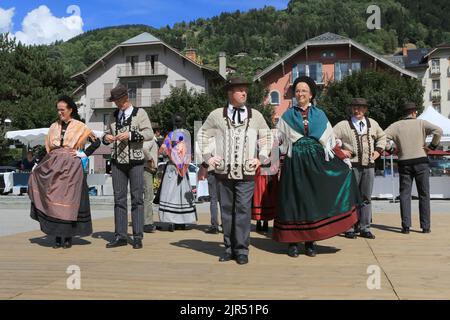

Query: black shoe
219 253 235 262
401 227 410 234
359 231 376 239
354 226 361 234
287 244 299 258
305 242 317 257
235 255 249 265
143 224 156 233
63 237 72 249
205 225 219 234
132 238 143 249
262 221 269 232
53 237 62 249
174 224 186 230
422 228 431 234
344 231 357 239
168 224 175 232
106 237 128 248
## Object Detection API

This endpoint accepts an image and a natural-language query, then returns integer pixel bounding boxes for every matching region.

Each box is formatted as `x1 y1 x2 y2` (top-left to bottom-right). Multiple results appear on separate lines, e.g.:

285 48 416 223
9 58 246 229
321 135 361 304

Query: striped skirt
158 162 197 224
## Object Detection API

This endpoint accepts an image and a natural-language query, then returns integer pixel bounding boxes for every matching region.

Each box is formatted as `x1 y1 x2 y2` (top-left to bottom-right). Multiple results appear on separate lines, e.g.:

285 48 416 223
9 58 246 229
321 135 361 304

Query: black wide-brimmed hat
403 102 418 112
224 76 251 90
292 76 317 100
107 84 129 102
350 98 369 108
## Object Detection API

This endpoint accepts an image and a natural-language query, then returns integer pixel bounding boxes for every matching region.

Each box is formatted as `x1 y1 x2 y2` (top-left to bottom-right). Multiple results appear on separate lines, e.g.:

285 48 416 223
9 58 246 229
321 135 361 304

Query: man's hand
423 146 431 154
104 134 115 144
208 156 222 167
342 149 353 158
248 158 261 169
372 150 381 160
115 132 129 142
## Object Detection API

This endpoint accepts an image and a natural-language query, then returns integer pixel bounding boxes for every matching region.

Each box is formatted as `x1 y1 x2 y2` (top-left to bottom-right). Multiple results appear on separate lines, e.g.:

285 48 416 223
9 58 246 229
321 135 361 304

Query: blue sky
1 0 288 31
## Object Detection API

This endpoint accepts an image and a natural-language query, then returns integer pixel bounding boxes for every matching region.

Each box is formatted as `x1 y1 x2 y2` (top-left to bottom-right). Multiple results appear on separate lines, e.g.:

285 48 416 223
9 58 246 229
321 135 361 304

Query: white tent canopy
5 128 104 147
418 106 450 146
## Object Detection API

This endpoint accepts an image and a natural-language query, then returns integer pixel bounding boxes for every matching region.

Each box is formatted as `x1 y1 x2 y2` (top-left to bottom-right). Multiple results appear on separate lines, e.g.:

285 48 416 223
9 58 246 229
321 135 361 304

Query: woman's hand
71 150 87 158
342 149 353 158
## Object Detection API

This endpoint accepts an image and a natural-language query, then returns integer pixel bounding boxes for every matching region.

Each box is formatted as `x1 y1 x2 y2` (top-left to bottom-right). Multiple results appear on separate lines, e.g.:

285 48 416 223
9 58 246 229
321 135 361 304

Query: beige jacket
197 106 272 180
384 117 442 165
103 107 153 165
333 117 386 168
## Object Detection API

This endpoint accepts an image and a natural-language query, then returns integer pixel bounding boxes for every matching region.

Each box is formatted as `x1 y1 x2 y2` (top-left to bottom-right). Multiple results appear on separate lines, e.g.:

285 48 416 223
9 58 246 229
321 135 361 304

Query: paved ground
0 197 450 300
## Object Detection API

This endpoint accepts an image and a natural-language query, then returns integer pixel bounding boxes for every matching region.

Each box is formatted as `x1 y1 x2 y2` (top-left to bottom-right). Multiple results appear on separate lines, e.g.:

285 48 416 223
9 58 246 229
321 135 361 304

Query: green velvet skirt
273 137 360 243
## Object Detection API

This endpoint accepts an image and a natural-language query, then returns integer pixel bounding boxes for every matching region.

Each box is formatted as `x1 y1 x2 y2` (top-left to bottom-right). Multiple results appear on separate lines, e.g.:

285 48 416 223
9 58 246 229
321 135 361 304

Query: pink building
254 33 417 121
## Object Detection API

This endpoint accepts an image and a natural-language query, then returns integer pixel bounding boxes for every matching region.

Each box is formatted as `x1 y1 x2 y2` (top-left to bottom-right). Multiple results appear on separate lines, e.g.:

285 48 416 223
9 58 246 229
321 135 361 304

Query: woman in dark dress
29 96 100 249
273 76 361 258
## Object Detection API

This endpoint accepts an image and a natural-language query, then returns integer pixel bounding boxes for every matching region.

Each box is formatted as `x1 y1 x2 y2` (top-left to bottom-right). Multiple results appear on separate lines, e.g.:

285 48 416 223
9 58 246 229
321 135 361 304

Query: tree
318 70 424 129
0 35 74 165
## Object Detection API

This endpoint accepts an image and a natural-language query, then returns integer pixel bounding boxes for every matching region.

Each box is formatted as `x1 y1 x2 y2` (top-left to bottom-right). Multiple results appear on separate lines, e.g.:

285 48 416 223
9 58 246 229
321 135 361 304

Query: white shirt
118 105 134 124
118 105 134 140
227 103 248 124
351 116 367 135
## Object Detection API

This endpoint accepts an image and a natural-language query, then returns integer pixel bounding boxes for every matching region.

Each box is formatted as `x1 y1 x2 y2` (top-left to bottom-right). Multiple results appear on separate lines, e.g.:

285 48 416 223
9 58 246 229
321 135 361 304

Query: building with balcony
421 44 450 118
253 32 417 120
389 43 450 118
71 32 224 172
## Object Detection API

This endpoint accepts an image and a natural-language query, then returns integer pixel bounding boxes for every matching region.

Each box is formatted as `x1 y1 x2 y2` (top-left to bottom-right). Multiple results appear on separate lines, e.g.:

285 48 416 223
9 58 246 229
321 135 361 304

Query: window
126 56 139 75
321 50 335 58
432 80 441 90
335 61 361 80
269 91 280 105
146 54 158 74
431 59 441 75
127 82 137 99
431 59 440 69
292 63 323 83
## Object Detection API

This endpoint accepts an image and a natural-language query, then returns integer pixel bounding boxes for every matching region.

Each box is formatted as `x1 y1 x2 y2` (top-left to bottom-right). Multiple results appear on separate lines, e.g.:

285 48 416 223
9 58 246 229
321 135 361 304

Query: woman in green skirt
273 76 360 258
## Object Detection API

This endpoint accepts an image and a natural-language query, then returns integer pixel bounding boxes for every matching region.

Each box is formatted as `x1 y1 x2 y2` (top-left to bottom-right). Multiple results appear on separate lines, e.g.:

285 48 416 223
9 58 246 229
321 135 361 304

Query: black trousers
111 162 144 239
398 162 431 230
217 179 255 256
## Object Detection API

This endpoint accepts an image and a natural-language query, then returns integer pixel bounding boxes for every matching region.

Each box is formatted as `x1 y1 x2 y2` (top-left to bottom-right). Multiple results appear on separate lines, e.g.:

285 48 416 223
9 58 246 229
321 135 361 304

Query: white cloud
14 5 83 45
0 7 15 33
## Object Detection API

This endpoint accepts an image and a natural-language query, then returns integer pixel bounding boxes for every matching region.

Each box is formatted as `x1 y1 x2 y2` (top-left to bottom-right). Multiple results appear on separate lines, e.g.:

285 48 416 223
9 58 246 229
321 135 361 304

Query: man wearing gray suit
103 84 154 249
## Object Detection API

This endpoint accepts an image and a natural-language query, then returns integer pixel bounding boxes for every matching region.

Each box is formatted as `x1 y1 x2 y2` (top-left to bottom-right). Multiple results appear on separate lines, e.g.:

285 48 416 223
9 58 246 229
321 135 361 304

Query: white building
71 32 225 172
421 44 450 117
390 44 450 118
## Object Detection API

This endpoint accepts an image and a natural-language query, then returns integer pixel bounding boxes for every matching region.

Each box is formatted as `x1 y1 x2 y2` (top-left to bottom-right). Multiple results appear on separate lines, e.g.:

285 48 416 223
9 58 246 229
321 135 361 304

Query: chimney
219 52 227 78
185 48 197 62
402 44 408 57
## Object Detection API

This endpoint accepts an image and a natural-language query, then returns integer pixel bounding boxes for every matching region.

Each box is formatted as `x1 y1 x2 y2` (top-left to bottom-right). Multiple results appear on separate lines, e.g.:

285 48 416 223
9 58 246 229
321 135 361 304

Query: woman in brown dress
29 96 100 249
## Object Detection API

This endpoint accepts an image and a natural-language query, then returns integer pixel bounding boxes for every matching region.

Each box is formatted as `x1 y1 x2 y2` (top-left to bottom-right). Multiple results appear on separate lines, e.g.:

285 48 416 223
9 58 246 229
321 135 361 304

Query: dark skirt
273 137 360 243
30 173 93 238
